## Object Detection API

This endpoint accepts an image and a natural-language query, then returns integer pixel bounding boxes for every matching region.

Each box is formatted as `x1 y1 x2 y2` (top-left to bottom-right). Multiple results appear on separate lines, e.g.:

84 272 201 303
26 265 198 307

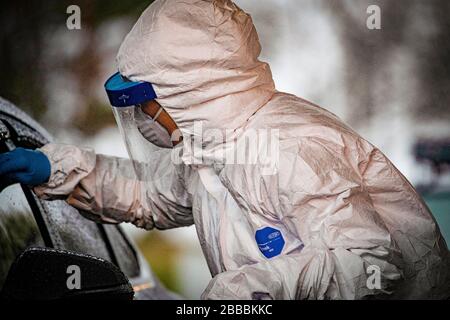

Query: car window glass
38 199 112 262
0 184 44 288
104 225 140 278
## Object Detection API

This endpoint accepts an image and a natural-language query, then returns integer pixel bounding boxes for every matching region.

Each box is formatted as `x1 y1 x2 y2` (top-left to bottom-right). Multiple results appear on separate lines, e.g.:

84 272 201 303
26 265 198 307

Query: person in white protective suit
11 0 450 299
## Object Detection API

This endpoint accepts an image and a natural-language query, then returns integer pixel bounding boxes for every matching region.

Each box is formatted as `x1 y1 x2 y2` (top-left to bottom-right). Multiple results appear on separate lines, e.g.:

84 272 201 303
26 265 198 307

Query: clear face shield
104 72 177 182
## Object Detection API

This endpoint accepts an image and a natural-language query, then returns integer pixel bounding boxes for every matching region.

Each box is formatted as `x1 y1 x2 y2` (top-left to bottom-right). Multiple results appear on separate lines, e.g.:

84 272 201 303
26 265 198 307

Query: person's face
139 100 182 145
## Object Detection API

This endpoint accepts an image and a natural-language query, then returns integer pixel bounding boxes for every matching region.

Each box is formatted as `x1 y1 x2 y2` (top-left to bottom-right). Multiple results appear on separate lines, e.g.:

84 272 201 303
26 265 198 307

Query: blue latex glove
0 147 51 186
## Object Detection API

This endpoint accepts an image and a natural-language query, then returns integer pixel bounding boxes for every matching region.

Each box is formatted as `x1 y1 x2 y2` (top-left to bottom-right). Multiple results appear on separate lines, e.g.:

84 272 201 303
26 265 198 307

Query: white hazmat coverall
34 0 450 299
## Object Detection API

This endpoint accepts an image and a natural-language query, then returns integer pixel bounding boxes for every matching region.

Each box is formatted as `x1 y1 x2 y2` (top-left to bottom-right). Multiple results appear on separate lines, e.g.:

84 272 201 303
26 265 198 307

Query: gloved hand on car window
0 147 51 187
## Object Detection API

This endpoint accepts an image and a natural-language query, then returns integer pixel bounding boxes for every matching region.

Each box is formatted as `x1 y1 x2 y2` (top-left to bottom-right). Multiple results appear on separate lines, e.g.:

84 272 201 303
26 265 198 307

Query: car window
0 184 45 289
104 225 140 278
38 199 112 262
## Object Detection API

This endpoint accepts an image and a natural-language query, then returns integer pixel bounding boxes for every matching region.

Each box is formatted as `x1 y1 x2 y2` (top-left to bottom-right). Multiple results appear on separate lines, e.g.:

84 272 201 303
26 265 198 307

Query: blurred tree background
0 0 151 136
328 0 450 124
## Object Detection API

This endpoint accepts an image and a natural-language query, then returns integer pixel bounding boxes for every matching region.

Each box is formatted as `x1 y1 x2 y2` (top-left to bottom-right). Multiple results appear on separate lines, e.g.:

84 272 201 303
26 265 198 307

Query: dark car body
0 96 177 299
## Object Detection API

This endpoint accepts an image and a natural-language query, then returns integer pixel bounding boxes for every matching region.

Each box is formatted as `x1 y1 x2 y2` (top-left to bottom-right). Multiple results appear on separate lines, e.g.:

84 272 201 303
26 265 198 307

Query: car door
0 183 45 289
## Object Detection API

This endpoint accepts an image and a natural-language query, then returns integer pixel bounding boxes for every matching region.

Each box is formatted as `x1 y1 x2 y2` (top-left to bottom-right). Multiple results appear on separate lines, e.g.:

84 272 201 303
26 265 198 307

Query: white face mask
134 106 174 149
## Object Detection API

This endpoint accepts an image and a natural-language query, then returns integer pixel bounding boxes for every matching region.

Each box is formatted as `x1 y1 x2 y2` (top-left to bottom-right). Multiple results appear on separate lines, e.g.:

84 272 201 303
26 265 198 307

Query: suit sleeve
33 143 193 230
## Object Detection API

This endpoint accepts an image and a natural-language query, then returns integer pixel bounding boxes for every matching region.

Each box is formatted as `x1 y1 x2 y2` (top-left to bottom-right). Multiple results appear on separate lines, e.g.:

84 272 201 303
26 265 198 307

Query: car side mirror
1 247 134 300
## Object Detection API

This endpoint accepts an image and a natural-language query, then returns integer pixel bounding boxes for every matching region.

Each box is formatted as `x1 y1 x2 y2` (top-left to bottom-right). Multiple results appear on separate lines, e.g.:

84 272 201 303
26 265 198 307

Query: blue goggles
104 72 157 107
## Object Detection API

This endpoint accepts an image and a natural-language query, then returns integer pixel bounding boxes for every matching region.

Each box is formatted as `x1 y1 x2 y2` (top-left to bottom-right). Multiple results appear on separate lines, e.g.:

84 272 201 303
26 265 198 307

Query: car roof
0 96 52 145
